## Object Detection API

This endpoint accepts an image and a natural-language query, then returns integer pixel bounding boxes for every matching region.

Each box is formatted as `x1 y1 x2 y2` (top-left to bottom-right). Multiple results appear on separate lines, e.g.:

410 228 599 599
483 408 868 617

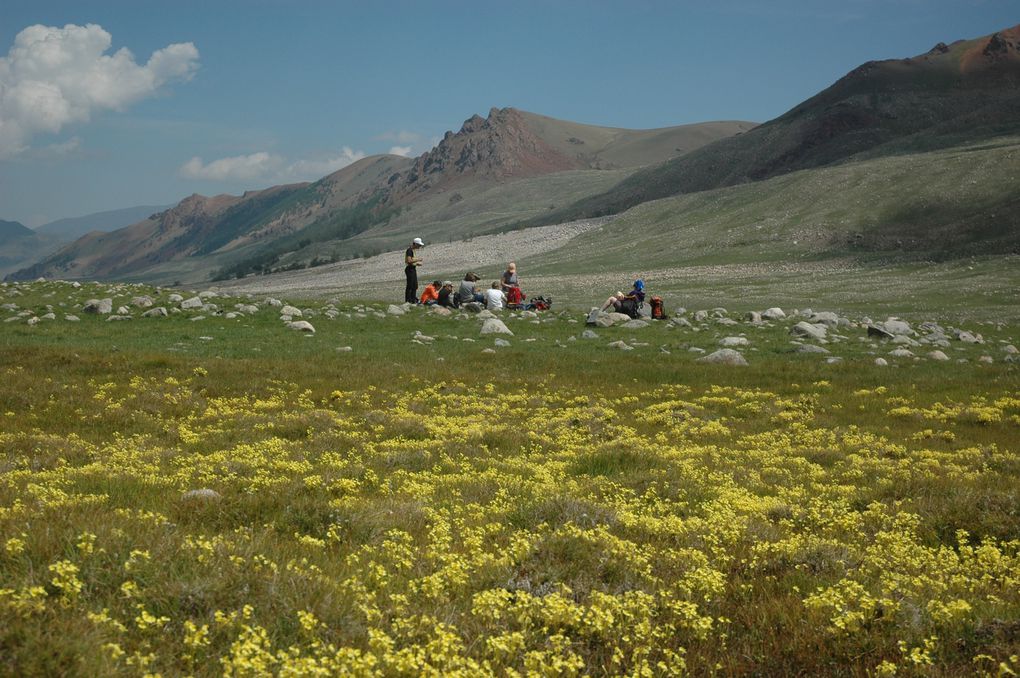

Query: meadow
1 281 1019 676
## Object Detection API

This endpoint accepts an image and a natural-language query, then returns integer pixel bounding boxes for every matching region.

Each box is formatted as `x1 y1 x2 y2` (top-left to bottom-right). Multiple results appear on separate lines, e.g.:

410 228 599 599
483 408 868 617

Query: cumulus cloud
0 23 199 158
388 145 413 157
179 146 367 183
375 130 422 144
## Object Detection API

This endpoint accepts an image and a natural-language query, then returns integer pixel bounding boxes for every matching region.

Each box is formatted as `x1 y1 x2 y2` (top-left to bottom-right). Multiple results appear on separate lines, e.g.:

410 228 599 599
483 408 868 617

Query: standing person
404 237 424 303
484 281 507 311
501 262 519 292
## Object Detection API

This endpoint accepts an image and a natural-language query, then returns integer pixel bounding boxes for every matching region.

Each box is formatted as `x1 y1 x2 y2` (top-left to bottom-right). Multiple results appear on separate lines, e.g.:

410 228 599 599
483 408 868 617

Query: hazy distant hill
0 219 65 277
0 219 33 240
536 24 1020 223
11 112 747 283
35 205 172 240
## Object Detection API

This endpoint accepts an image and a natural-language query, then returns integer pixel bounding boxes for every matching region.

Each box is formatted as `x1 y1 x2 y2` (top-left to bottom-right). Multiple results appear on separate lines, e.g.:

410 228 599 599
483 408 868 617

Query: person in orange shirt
420 280 442 305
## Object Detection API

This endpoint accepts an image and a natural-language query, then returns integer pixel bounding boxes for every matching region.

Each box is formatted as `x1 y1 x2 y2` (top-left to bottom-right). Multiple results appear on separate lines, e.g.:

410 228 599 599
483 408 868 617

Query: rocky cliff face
386 107 584 203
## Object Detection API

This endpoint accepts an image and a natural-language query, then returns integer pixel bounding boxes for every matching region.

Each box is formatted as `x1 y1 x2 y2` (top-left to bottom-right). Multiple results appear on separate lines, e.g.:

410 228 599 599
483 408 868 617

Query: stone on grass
607 340 633 351
180 296 203 310
64 314 80 322
480 318 513 336
287 321 315 333
131 296 154 308
892 335 920 347
1003 344 1017 354
168 294 183 303
581 329 599 339
182 488 221 501
336 346 353 352
720 336 749 347
142 307 168 318
795 344 830 354
281 305 302 317
607 312 632 324
265 298 283 307
791 321 826 340
83 298 113 314
927 350 950 361
697 348 748 366
494 338 511 347
867 325 895 339
477 309 496 320
809 311 840 327
387 304 406 316
745 311 763 324
107 315 132 321
622 319 649 329
595 316 614 328
883 318 913 335
481 348 497 354
978 355 994 364
430 305 452 317
875 358 888 366
762 307 786 320
888 348 915 358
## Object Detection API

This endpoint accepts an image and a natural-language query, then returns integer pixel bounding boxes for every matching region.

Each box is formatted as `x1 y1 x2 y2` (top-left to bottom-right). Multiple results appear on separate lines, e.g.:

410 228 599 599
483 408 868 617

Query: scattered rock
697 348 748 366
719 336 749 347
336 346 353 352
888 348 915 358
607 340 633 351
477 310 496 320
622 320 649 329
180 297 203 310
795 344 830 354
874 358 888 366
265 298 283 307
131 296 154 308
927 350 950 361
867 325 895 339
494 338 511 347
182 488 221 501
287 321 315 333
107 315 132 321
480 318 513 336
83 298 113 314
142 307 168 318
891 335 921 347
481 348 497 354
581 329 599 339
387 304 406 316
281 305 302 317
430 305 452 317
791 321 827 340
237 304 259 314
978 355 994 364
168 294 183 303
883 318 913 335
745 311 763 324
64 314 80 322
762 307 786 320
809 311 840 327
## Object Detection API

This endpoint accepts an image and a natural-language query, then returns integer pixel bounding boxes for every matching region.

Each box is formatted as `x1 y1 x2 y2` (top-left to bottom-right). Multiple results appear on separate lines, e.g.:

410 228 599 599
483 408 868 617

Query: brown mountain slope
536 24 1020 224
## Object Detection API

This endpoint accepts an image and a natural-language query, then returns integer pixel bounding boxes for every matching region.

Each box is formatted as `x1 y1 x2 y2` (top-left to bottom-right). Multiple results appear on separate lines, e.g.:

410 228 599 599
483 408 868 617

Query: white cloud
179 146 367 183
180 152 279 181
389 145 413 157
0 23 199 158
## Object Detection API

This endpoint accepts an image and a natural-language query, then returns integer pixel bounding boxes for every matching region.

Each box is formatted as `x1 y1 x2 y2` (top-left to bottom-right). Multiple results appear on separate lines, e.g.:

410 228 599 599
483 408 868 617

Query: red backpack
506 287 524 306
650 296 665 320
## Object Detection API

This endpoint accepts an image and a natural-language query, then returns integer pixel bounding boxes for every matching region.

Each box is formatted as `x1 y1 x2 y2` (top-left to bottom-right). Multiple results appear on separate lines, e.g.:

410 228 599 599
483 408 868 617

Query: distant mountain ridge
10 112 748 282
0 219 33 240
36 204 173 240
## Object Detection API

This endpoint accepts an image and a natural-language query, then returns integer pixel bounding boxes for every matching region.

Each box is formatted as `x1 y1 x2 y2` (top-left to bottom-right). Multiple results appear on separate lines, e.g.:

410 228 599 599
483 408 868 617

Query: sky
0 0 1016 227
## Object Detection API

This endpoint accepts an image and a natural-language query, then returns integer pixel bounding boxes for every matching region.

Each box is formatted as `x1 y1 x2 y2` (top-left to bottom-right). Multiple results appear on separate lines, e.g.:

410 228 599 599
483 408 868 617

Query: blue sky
1 0 1016 226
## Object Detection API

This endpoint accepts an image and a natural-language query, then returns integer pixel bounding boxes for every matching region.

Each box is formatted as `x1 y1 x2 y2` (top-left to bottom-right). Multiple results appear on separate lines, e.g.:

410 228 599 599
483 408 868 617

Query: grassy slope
1 281 1018 675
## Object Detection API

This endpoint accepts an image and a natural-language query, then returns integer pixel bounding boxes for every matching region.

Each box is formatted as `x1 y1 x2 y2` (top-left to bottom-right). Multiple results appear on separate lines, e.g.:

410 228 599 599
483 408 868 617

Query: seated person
484 281 507 311
437 281 457 307
420 280 442 306
458 272 484 304
501 262 519 292
600 279 645 317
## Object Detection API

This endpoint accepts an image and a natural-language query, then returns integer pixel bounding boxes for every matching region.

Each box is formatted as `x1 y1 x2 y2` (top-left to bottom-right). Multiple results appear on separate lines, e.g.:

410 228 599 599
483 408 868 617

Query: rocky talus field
2 279 1018 675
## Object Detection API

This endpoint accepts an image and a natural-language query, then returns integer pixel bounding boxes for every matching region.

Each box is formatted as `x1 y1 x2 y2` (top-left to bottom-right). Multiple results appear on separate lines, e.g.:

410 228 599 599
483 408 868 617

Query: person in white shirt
484 281 507 311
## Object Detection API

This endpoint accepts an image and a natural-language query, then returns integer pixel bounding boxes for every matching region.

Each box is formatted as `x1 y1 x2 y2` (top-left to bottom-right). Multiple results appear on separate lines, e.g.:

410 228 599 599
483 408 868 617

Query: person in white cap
404 237 424 303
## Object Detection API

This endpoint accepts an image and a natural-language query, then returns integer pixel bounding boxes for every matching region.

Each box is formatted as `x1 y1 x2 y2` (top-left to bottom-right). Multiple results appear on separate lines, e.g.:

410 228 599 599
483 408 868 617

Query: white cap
413 237 424 246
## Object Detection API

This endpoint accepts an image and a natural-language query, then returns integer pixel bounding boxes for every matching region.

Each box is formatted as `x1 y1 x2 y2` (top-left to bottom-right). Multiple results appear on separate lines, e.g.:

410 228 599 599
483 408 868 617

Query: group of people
404 236 647 316
405 238 524 311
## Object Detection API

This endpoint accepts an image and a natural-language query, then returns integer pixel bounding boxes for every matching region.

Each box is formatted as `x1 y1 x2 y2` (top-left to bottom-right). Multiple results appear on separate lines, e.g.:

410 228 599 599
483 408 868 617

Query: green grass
2 281 1019 675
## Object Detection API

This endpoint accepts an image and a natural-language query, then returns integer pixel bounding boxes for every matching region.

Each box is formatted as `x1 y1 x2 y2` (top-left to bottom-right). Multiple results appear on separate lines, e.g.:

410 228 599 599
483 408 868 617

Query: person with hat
420 280 442 305
404 237 424 303
600 279 646 317
437 281 457 307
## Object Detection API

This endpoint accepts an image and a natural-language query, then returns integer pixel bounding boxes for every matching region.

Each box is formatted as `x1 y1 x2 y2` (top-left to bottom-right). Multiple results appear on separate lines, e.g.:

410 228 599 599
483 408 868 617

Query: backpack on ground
506 286 524 307
650 296 665 320
527 295 552 311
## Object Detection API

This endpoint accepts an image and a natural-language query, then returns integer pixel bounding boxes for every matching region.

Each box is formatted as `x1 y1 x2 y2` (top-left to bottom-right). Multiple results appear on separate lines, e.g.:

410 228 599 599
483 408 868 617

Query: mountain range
8 24 1020 284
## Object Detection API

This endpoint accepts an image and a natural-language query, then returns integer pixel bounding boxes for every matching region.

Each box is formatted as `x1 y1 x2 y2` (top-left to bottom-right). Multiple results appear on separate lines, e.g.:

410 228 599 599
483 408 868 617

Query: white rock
182 488 221 501
265 298 283 307
581 329 599 339
481 348 497 354
480 318 513 336
287 321 315 333
607 340 633 351
281 305 302 317
874 358 888 366
64 314 80 322
978 355 994 364
430 305 452 316
142 307 168 318
622 320 649 329
180 296 203 310
795 344 830 354
888 348 915 358
883 318 913 335
387 304 406 316
762 307 786 320
494 338 511 347
720 336 749 347
927 350 950 361
83 298 113 314
477 310 496 320
168 294 184 303
791 321 827 340
697 348 748 366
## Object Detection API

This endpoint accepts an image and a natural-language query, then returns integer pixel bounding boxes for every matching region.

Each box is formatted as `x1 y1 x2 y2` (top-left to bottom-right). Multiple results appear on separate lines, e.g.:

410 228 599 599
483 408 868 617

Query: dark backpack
650 296 665 320
618 298 639 318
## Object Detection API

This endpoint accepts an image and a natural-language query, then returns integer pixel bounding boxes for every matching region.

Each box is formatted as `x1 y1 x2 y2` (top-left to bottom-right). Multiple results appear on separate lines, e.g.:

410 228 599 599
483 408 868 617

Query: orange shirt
420 285 439 303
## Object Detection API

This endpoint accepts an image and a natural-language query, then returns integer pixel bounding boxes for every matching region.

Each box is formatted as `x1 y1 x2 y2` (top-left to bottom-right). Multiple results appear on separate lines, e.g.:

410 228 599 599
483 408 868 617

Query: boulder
198 291 218 299
387 304 406 316
83 298 113 314
142 307 168 318
809 311 840 327
891 335 920 347
168 294 183 303
607 340 633 351
494 338 511 347
131 296 154 308
762 307 786 320
265 298 283 307
237 304 259 314
181 488 221 501
745 311 763 324
64 314 80 322
622 319 649 329
978 355 994 364
607 312 632 324
478 310 496 320
461 301 484 313
1004 344 1018 355
281 305 302 317
430 305 452 317
595 316 614 328
791 321 827 340
480 318 513 336
520 310 539 319
180 296 203 310
581 329 599 339
874 357 888 366
287 321 315 333
795 343 830 354
888 348 915 358
927 350 950 361
883 318 913 335
955 330 983 344
867 324 895 340
720 336 749 347
697 348 748 366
